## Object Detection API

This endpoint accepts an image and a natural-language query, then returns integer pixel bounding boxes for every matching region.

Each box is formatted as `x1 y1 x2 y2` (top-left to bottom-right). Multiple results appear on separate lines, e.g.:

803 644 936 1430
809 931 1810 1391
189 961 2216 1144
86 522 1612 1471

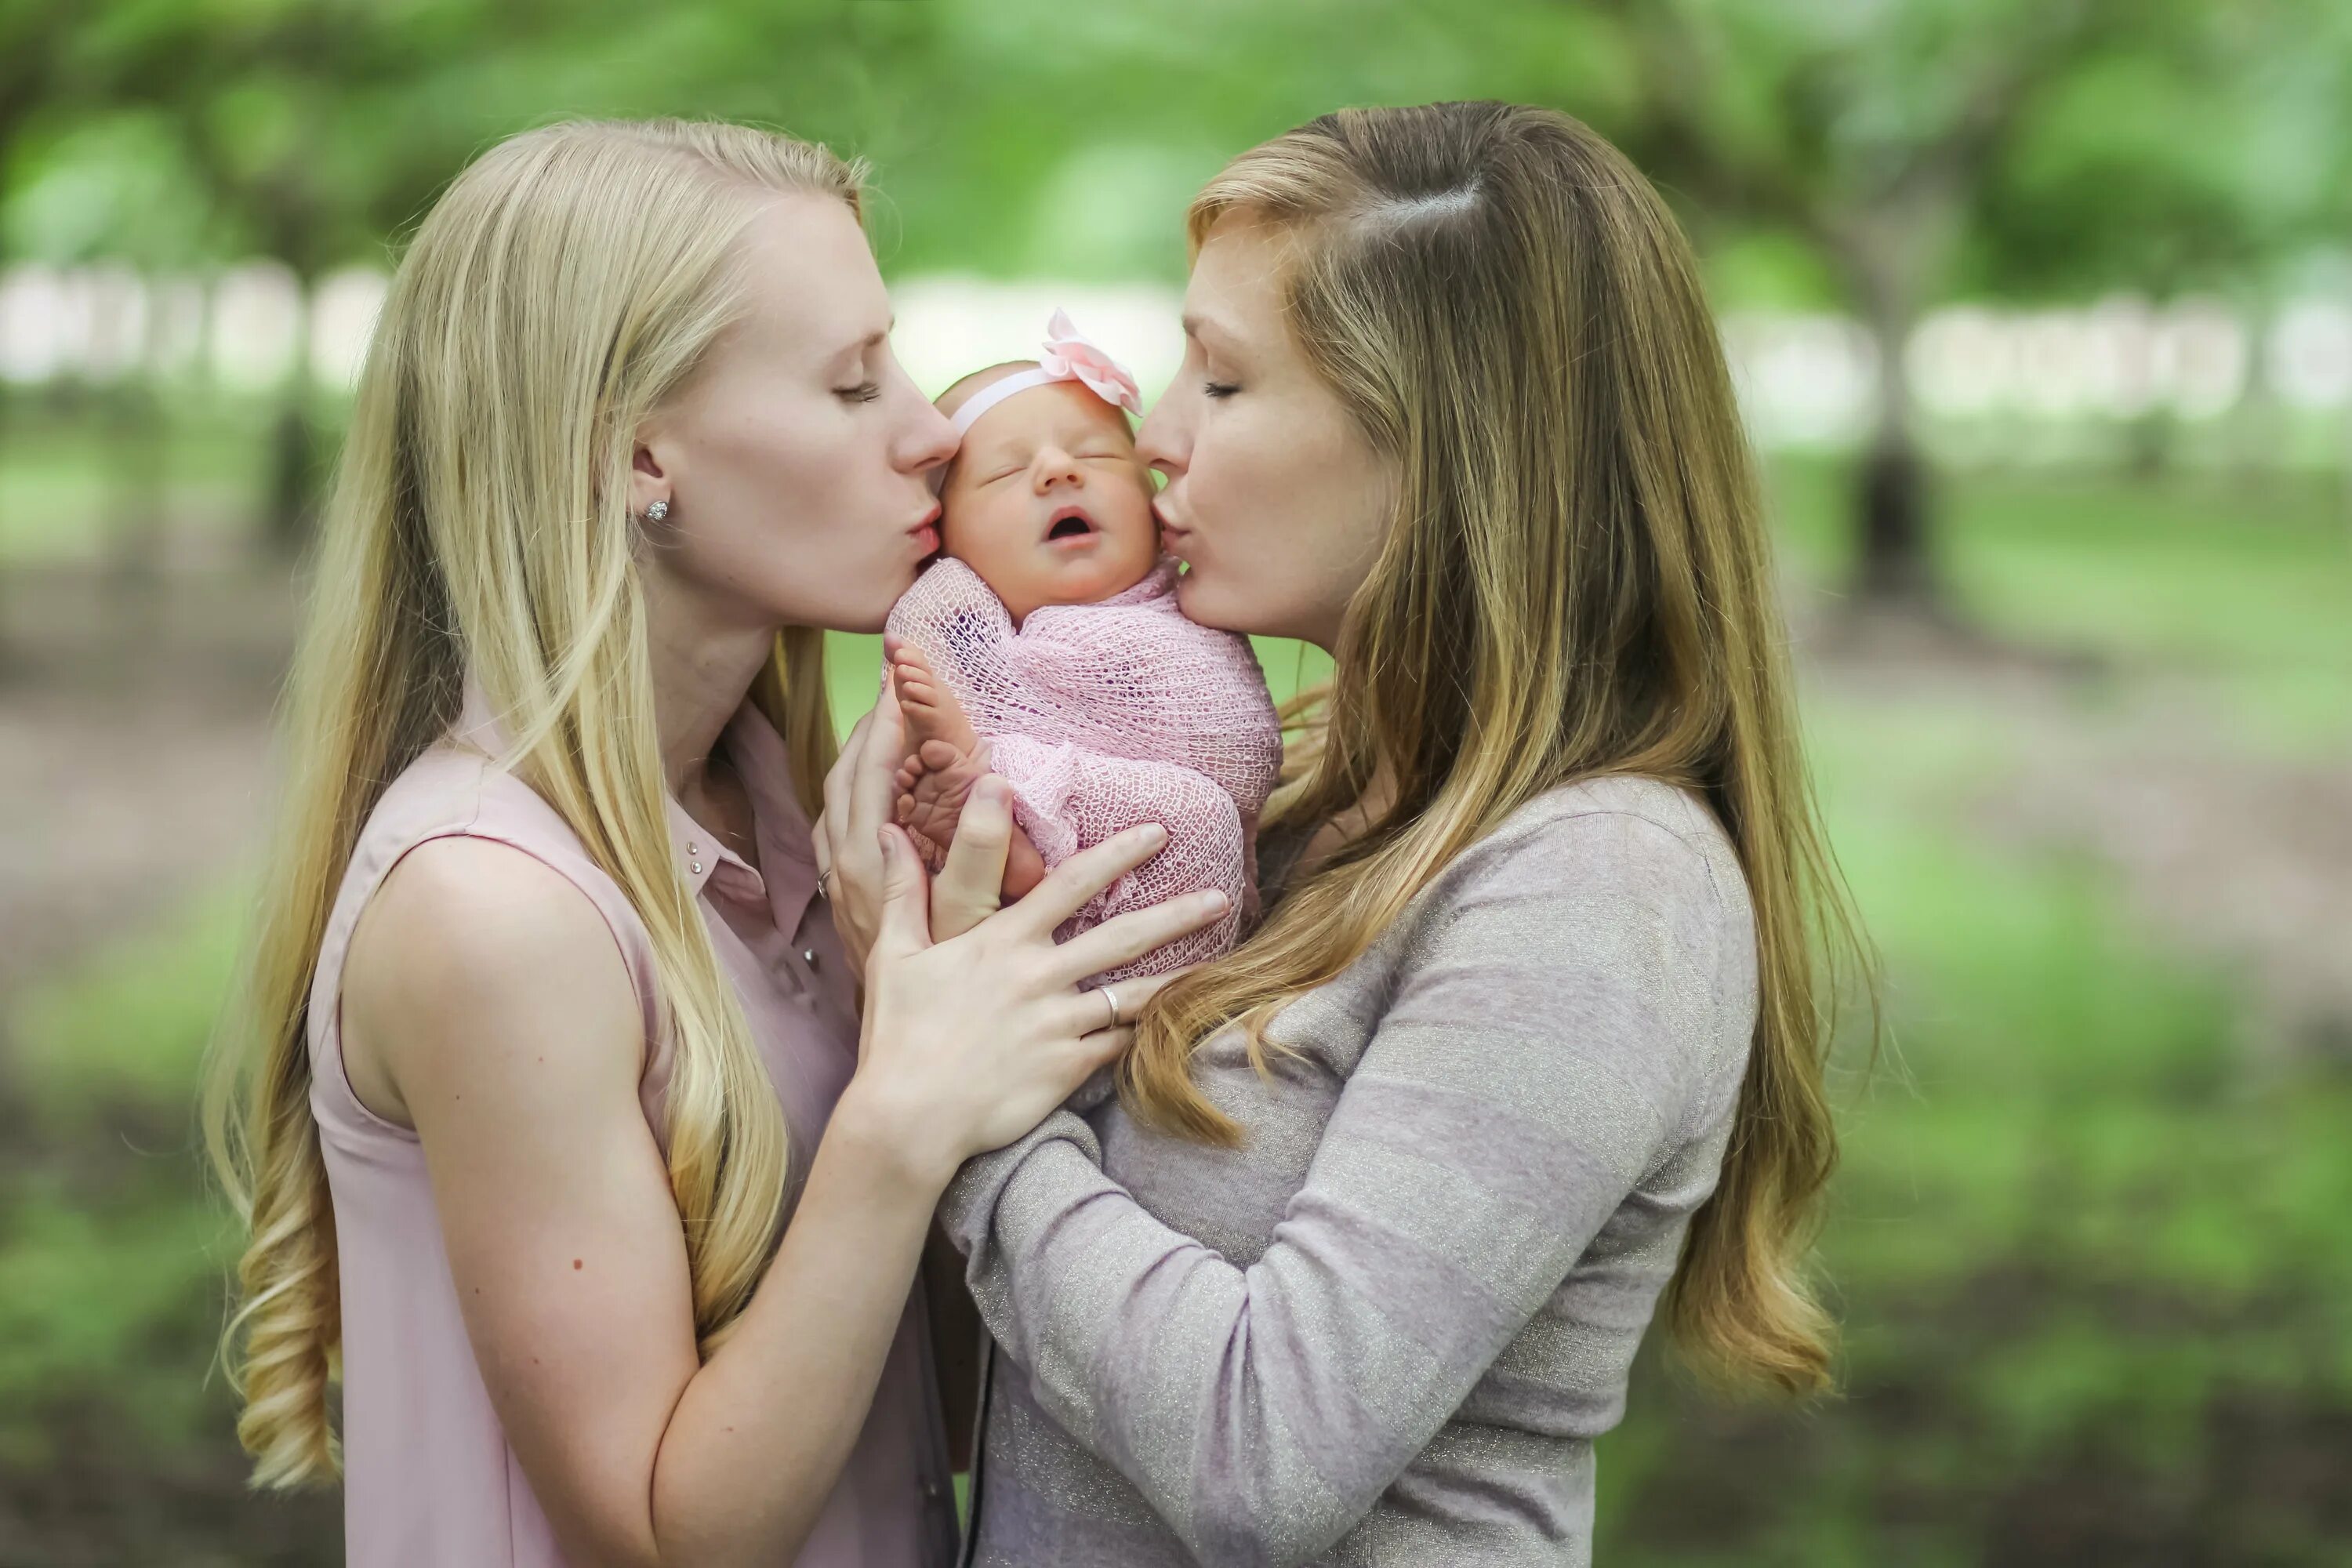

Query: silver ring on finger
1098 984 1120 1032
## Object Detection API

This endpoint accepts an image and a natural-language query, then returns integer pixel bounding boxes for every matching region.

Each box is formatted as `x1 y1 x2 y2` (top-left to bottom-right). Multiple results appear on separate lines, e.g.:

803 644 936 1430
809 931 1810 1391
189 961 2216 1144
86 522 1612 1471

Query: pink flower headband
949 309 1145 437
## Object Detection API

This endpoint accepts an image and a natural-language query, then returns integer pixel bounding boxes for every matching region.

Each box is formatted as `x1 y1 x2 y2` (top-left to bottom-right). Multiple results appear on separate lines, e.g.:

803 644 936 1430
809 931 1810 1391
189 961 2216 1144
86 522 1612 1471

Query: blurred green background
2 2 2350 1563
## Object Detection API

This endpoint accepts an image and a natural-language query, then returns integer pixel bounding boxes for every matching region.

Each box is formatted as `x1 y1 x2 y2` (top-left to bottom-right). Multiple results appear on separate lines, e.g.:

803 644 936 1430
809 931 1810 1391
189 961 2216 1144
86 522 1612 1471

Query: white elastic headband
950 366 1065 437
947 310 1146 441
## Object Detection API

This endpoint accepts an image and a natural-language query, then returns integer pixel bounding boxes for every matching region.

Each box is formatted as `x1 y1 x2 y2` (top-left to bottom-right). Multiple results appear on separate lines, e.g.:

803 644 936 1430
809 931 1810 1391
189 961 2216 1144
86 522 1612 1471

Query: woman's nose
903 403 958 477
1135 398 1185 481
893 362 959 475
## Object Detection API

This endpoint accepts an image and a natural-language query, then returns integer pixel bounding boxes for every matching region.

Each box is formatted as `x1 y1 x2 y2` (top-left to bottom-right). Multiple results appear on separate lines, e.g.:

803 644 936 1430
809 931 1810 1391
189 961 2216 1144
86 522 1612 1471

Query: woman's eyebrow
1181 311 1233 348
822 325 891 371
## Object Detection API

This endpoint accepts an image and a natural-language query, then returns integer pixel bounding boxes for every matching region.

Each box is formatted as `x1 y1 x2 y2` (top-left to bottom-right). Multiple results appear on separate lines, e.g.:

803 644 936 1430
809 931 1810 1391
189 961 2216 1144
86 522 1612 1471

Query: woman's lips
1154 514 1193 556
908 506 942 555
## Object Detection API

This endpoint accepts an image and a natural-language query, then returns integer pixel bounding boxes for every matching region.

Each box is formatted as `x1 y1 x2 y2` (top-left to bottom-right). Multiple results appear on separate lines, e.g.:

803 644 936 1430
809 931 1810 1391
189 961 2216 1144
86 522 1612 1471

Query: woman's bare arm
343 812 1224 1566
348 837 936 1568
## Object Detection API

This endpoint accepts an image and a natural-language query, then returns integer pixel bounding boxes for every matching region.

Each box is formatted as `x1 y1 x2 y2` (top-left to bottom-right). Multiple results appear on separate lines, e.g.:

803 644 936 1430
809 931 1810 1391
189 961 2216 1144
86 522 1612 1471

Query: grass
1771 459 2352 752
2 452 2347 1559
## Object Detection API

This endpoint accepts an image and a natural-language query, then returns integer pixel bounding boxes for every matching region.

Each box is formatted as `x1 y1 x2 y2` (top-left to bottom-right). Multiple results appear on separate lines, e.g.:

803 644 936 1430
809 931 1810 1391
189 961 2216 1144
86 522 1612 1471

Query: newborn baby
885 312 1281 982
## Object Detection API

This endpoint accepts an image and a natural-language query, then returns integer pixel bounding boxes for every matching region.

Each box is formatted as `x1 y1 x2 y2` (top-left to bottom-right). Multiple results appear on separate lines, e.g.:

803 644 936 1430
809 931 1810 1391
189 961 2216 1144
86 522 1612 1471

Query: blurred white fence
3 263 2349 459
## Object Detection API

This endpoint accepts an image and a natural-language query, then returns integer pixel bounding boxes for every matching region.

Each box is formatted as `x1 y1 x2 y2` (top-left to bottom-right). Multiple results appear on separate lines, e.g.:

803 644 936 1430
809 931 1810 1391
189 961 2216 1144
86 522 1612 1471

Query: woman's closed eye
835 379 881 404
1203 379 1240 399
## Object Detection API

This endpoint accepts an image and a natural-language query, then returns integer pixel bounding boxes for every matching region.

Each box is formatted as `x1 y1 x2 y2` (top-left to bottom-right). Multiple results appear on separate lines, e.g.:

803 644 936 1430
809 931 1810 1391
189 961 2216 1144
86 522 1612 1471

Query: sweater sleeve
938 808 1741 1567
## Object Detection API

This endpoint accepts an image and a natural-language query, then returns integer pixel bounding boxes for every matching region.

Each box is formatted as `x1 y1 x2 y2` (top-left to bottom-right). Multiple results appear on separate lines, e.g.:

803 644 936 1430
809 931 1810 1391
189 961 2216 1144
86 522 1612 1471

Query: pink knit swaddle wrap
884 554 1283 984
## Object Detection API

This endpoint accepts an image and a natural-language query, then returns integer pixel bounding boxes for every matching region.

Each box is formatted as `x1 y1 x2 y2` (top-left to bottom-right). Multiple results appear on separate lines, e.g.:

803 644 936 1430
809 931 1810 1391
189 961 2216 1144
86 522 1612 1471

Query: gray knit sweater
938 776 1759 1567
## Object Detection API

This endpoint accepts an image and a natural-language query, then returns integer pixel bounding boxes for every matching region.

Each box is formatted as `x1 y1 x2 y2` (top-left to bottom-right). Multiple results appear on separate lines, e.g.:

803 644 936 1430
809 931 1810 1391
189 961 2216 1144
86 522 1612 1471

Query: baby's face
938 379 1159 625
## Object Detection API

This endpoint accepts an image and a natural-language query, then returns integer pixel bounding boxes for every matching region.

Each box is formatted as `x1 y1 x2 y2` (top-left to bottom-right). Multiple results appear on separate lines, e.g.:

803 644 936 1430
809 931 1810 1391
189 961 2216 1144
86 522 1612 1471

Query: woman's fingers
850 679 906 833
817 678 914 974
824 708 876 820
1001 822 1171 937
866 826 935 972
1065 1025 1134 1080
1051 970 1189 1040
818 706 879 873
833 684 905 859
1047 890 1229 988
930 772 1014 942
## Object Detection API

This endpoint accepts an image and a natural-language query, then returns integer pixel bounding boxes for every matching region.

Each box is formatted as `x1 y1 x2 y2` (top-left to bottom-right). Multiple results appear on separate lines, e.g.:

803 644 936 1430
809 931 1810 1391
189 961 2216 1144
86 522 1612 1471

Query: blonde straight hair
1122 103 1875 1396
201 118 860 1488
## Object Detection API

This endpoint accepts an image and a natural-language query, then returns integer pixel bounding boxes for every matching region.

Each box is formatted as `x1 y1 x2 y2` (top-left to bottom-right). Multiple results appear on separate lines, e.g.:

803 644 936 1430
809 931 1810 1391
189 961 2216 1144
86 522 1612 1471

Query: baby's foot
891 647 1048 896
893 644 981 760
891 648 989 869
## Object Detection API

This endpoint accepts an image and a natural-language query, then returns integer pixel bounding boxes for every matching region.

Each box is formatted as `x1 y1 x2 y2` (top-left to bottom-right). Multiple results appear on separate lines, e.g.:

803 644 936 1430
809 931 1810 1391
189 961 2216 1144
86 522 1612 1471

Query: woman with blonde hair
201 118 1228 1567
826 100 1871 1566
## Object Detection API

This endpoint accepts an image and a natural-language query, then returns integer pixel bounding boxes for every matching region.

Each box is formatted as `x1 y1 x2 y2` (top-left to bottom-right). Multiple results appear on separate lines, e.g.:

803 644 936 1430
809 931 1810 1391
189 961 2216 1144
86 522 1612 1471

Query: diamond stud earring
644 499 671 524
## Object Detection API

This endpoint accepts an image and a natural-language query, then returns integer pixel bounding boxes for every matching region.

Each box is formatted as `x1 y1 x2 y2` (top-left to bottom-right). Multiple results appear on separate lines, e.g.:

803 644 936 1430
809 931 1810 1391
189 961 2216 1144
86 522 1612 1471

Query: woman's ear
627 438 672 523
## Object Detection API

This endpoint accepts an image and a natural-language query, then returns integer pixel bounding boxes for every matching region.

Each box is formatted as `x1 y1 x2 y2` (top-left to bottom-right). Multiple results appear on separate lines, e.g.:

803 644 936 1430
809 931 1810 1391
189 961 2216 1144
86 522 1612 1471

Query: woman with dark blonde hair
823 100 1871 1565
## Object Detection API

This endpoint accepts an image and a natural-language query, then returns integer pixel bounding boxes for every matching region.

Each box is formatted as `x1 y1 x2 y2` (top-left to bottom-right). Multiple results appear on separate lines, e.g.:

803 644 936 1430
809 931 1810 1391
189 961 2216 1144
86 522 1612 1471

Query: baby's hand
889 647 1047 897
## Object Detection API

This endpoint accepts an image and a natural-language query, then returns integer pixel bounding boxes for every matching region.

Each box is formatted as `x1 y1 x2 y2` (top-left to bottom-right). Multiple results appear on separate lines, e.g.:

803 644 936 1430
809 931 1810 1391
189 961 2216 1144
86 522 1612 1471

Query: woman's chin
1172 568 1243 632
780 584 899 637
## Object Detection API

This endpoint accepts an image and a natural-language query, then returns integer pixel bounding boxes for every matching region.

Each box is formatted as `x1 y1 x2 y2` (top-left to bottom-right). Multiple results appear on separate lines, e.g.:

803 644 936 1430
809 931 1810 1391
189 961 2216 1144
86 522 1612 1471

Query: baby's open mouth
1044 504 1098 544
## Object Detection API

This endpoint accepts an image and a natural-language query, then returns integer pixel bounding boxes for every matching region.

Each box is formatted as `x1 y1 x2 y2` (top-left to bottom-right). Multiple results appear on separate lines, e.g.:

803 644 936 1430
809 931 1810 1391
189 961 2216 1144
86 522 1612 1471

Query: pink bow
1036 309 1143 416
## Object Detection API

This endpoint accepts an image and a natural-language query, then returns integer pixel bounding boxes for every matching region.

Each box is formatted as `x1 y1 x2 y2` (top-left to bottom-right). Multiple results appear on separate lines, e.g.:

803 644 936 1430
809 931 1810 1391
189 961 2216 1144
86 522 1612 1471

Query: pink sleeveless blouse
305 677 960 1567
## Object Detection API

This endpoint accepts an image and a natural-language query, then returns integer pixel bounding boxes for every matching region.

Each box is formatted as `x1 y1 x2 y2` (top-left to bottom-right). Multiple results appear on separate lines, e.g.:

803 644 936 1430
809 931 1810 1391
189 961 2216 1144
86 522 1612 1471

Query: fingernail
1138 823 1168 845
1200 890 1229 913
877 828 896 862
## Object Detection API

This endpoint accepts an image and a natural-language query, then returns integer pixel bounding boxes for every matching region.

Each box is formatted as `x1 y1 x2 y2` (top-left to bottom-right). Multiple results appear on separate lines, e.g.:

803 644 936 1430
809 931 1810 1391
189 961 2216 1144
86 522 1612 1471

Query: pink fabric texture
884 555 1282 984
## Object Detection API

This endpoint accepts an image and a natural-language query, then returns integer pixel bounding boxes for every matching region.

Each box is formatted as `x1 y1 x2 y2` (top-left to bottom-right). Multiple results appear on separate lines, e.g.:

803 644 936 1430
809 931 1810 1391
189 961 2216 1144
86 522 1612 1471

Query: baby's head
935 340 1159 626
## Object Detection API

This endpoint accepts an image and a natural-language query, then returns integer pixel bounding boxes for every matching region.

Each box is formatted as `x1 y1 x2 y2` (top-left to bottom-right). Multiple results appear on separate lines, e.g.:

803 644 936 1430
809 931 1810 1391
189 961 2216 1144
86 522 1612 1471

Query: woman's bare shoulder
343 835 643 1125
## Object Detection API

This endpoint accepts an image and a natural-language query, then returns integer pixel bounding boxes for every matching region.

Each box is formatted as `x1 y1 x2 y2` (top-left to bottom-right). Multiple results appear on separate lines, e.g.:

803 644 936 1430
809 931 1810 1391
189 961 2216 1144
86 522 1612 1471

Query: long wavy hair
200 118 860 1487
1121 102 1875 1396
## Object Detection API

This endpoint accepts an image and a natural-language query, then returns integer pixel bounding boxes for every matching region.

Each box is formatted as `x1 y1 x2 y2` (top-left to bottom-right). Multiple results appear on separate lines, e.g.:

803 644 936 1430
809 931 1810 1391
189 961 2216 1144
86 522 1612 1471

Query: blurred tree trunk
0 3 74 673
2126 409 2176 481
103 280 171 604
1832 210 1952 612
103 383 169 604
259 204 325 558
1597 0 2132 621
265 387 322 558
1851 274 1936 607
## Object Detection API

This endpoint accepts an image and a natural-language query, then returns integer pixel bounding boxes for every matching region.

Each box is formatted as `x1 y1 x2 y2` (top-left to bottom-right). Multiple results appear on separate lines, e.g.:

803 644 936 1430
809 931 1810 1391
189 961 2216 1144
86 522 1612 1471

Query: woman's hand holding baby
814 669 908 977
836 818 1229 1193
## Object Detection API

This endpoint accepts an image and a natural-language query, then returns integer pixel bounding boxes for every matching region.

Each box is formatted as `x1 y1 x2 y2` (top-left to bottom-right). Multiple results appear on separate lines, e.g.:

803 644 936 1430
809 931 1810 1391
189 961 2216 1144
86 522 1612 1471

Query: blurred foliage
4 0 2343 290
5 0 2347 582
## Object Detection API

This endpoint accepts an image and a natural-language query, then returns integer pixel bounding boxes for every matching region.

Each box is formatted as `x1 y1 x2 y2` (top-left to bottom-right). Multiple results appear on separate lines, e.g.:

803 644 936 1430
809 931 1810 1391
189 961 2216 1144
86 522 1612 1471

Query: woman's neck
641 575 780 803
